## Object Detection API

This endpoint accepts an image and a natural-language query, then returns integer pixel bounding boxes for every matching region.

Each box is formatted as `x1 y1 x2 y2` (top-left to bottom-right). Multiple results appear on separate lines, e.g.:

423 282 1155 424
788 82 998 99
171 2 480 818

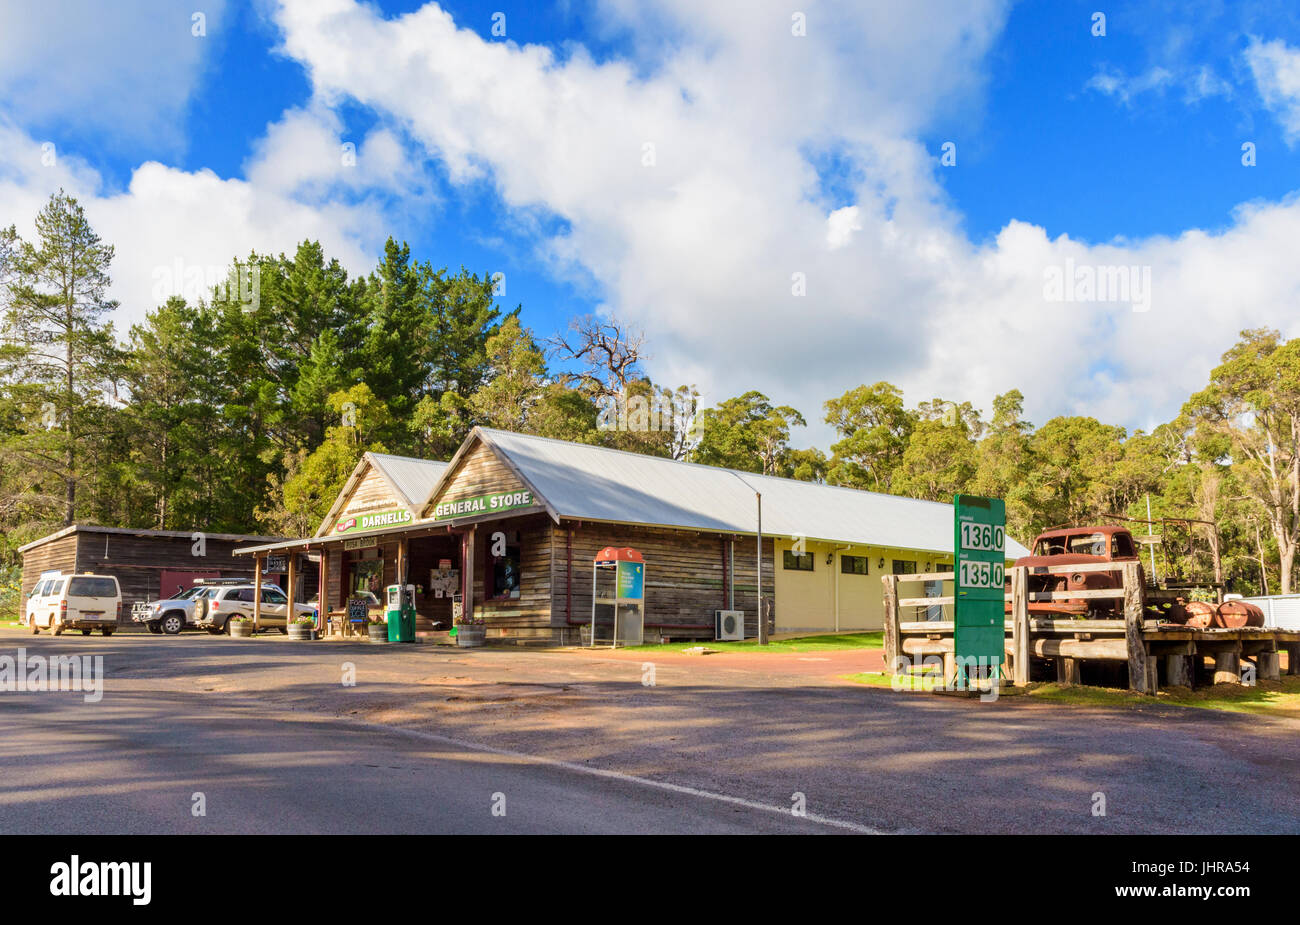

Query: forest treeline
3 191 1299 597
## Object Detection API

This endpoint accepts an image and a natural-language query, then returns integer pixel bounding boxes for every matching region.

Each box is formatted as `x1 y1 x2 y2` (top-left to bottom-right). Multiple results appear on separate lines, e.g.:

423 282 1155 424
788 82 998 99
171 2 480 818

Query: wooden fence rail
883 562 1300 694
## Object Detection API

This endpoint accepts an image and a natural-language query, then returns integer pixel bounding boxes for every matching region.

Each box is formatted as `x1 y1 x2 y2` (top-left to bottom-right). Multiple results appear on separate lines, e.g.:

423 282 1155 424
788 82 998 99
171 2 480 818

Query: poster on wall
429 568 459 599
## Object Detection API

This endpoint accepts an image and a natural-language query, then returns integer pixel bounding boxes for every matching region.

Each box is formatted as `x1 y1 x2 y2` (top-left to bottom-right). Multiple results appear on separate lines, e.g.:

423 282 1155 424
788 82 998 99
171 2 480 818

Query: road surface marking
352 719 887 834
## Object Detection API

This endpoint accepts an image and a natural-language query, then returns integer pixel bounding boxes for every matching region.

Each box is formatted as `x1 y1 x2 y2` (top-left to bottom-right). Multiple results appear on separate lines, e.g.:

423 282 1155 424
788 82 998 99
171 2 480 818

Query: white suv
27 573 122 636
192 583 316 634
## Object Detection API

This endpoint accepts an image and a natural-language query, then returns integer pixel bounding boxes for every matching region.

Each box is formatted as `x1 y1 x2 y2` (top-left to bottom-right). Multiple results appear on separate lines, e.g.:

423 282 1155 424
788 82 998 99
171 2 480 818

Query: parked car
192 583 315 634
134 585 206 635
27 573 122 636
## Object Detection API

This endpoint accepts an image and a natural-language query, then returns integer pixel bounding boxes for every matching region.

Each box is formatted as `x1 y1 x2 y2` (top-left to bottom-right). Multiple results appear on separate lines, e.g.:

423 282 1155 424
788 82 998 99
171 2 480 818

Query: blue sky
4 0 1300 444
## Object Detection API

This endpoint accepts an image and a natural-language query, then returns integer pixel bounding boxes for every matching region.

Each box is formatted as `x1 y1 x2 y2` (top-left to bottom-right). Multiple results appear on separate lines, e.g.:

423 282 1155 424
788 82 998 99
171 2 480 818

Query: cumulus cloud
266 0 1300 444
0 0 226 149
0 115 405 330
1246 37 1300 144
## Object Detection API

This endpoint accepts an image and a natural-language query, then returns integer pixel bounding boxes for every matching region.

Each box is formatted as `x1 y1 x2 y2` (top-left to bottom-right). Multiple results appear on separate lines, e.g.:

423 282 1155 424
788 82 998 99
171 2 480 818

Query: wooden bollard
1213 650 1241 685
1258 651 1281 682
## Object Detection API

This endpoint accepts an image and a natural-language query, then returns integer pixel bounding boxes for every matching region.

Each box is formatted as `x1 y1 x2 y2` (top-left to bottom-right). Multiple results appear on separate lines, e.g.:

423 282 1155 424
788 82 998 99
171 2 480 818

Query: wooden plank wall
423 440 538 518
19 534 78 598
329 466 406 532
551 521 775 642
474 514 555 640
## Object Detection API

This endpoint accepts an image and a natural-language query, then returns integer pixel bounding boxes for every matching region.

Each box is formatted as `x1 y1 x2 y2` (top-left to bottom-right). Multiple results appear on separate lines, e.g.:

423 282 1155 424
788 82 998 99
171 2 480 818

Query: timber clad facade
233 426 1029 644
18 526 289 624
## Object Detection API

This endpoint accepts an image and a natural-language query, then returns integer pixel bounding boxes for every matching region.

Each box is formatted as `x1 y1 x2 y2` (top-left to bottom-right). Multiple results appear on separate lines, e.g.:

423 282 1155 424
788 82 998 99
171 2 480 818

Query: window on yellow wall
782 550 814 571
892 559 916 575
841 555 868 575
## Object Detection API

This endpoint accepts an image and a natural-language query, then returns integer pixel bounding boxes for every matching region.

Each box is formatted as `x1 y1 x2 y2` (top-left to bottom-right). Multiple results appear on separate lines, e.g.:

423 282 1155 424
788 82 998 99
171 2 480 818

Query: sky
3 0 1300 448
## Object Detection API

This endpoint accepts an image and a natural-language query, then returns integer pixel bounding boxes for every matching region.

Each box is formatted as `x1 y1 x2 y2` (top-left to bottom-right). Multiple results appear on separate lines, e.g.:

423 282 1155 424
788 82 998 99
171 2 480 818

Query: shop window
489 535 521 600
783 550 814 571
841 555 868 575
351 558 384 597
892 559 917 575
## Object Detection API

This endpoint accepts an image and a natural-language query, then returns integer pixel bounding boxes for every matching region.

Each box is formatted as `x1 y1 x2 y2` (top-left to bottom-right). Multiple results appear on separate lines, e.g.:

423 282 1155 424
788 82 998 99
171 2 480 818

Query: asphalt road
2 628 1298 834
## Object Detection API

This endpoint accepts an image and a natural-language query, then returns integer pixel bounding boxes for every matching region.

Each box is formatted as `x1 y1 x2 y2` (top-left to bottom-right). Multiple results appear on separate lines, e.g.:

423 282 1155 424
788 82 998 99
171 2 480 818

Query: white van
27 573 122 636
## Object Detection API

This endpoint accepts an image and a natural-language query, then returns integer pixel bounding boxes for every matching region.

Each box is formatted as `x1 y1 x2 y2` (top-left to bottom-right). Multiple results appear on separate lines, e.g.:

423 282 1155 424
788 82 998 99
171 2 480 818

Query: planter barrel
229 621 253 638
456 626 486 648
288 623 315 641
367 623 389 643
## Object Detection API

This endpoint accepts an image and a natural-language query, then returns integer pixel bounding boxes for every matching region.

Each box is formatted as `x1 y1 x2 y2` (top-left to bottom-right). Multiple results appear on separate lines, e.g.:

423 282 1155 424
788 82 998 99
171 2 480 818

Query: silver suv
192 583 316 634
135 585 206 635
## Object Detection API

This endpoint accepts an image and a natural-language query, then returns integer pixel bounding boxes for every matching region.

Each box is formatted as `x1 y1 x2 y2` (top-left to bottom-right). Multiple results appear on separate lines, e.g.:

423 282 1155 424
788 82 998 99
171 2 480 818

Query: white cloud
1246 37 1300 144
0 0 226 149
826 206 863 250
0 115 403 331
265 0 1300 445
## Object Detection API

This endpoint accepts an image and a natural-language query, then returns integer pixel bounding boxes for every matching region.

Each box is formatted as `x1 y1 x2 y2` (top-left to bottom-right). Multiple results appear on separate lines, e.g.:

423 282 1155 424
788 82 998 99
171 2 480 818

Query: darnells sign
333 508 414 535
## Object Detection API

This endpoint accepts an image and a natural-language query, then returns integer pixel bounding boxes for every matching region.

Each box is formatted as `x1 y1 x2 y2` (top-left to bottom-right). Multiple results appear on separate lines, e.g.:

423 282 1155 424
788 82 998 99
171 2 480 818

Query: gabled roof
423 428 1030 558
314 451 450 537
368 452 450 510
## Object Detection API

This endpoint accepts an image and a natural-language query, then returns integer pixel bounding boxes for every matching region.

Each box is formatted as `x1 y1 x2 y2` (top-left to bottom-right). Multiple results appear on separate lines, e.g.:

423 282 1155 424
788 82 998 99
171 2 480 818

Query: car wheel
81 629 92 636
161 614 184 635
222 619 232 635
147 622 163 634
52 619 63 636
29 617 38 635
278 626 288 635
101 628 114 636
206 627 223 635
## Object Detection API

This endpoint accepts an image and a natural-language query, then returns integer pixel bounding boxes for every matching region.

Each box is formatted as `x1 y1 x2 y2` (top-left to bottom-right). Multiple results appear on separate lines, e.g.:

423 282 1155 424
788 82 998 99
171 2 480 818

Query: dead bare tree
547 314 646 399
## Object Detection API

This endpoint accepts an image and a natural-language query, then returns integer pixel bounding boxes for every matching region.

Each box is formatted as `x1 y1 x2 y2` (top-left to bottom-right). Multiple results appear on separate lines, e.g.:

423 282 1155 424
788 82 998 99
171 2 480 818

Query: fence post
1011 566 1030 686
1123 561 1151 694
882 574 900 674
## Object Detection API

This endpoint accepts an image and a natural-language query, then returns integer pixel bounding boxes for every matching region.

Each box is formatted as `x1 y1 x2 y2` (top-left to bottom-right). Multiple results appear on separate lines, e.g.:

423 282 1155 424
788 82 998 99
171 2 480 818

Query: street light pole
728 471 767 645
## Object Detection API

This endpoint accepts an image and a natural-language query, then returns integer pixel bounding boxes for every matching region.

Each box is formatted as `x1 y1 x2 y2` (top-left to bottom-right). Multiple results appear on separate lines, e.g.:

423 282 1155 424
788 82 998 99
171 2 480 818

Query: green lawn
845 671 1300 717
629 631 883 654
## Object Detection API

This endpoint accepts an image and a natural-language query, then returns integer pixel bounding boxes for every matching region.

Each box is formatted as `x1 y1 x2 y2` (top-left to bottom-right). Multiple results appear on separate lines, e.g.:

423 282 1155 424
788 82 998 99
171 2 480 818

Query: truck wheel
29 618 38 635
206 627 223 635
52 620 63 636
101 628 114 636
147 622 163 634
161 613 184 635
81 629 92 636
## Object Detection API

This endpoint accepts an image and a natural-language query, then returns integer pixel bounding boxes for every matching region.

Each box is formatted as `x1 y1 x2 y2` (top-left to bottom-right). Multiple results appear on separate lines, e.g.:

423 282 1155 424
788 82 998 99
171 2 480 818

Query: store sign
261 555 287 574
432 490 534 521
332 507 413 535
343 536 377 551
953 494 1007 681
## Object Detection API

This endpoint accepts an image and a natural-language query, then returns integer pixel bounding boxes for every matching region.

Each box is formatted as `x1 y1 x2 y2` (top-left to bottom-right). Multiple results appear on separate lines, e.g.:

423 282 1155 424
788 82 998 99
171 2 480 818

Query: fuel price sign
953 494 1007 681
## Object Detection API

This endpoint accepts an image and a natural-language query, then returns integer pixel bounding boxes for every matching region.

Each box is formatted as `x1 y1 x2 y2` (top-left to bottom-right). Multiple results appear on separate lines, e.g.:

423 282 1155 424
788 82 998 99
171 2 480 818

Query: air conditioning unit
715 609 745 641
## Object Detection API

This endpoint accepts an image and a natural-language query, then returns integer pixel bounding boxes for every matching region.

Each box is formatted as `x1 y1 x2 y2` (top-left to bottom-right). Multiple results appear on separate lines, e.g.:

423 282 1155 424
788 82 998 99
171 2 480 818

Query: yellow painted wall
773 538 953 633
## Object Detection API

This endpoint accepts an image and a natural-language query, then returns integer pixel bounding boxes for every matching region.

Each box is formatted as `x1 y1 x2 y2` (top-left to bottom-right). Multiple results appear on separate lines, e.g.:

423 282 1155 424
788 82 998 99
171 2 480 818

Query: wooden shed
18 525 295 624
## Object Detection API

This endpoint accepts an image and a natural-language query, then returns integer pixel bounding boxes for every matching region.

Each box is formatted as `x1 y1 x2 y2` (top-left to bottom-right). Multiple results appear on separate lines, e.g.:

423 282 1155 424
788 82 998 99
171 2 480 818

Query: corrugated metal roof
367 453 450 510
479 428 1031 558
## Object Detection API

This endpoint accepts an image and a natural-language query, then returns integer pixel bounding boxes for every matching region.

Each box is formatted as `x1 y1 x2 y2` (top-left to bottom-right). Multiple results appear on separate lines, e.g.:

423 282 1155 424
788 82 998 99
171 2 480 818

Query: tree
469 316 548 432
692 391 806 475
1185 329 1300 593
823 382 913 491
260 384 393 535
1 191 118 524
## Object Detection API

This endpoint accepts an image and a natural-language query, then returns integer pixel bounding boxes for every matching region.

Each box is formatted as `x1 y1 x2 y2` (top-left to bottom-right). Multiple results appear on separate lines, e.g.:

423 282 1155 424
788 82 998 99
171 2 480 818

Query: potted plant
288 614 316 641
367 615 388 643
228 614 254 638
454 614 486 648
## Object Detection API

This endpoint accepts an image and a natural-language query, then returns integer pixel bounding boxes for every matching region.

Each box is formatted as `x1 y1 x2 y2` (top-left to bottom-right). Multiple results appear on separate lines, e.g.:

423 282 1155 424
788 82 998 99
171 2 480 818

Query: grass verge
628 631 883 654
845 672 1300 717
